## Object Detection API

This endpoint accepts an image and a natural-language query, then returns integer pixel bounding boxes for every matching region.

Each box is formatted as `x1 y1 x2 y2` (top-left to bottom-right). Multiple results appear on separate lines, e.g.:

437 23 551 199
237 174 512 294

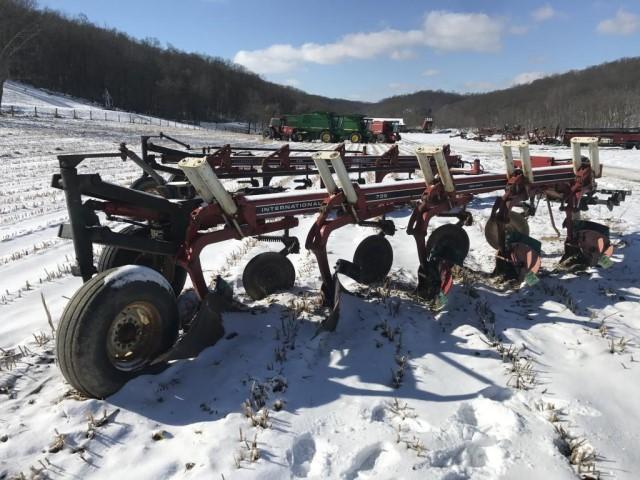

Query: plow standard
52 137 629 398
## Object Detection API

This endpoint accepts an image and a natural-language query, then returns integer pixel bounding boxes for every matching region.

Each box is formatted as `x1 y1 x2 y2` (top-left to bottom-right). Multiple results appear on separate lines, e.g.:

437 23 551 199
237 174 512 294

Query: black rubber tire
242 252 296 300
426 224 470 265
56 266 179 398
353 235 393 284
350 132 362 143
131 176 164 196
376 133 387 143
320 130 332 143
97 225 187 295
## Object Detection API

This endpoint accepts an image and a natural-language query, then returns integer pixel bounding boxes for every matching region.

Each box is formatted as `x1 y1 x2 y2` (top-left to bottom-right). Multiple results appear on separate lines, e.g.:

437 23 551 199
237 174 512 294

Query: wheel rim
106 301 163 371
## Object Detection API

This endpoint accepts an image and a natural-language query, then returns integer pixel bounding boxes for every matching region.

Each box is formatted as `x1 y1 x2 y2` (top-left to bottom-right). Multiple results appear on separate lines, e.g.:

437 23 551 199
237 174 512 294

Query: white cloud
233 10 504 74
423 11 503 52
531 4 556 22
390 49 416 60
597 9 639 36
422 69 439 77
512 71 545 85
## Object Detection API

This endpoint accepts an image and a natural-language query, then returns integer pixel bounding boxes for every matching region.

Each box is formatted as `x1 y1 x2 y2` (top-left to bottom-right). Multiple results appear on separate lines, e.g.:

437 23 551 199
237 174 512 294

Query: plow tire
131 176 164 196
56 266 179 399
242 252 296 300
353 234 393 284
426 224 470 265
97 225 187 295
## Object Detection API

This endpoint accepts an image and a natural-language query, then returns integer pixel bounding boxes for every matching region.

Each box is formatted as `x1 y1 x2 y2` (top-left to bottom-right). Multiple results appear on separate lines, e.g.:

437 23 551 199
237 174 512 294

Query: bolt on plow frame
51 140 627 398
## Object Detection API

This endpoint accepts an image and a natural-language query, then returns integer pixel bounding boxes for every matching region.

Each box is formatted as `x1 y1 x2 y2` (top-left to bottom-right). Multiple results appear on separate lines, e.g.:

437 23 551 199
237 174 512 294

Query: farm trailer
563 127 640 149
51 139 627 398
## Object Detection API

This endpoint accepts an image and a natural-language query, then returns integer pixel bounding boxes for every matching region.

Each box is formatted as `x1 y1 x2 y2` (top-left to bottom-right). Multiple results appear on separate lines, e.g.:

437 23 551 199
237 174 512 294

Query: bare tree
0 0 40 108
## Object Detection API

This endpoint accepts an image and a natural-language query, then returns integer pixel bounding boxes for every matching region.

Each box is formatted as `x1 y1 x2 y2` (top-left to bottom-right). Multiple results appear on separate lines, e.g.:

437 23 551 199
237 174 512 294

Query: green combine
264 112 372 143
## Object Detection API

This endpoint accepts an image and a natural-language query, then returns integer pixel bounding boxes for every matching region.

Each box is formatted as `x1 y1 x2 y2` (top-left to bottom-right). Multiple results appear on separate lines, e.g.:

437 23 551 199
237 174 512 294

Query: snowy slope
1 81 199 128
1 85 640 479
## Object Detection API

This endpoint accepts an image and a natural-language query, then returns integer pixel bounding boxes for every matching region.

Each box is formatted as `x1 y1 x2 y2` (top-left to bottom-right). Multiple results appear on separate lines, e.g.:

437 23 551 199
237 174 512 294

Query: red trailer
366 119 401 143
563 127 640 149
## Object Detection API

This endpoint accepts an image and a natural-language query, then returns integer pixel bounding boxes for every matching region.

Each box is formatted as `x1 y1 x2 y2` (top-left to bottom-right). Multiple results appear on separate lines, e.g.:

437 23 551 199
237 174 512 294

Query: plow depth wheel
56 266 179 398
97 225 187 295
484 211 529 250
353 234 394 284
131 176 164 196
242 252 296 300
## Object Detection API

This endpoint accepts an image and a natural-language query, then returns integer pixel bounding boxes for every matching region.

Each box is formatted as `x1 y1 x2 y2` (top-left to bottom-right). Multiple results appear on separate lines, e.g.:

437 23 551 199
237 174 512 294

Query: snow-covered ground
1 85 640 479
1 81 199 128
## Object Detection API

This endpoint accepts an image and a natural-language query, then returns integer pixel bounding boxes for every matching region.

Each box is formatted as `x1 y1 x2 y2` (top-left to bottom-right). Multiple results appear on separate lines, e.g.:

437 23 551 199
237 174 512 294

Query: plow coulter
51 137 629 398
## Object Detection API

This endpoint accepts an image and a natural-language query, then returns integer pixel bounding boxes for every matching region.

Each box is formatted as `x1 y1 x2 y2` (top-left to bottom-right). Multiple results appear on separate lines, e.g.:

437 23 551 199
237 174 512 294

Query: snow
104 265 174 294
1 84 640 479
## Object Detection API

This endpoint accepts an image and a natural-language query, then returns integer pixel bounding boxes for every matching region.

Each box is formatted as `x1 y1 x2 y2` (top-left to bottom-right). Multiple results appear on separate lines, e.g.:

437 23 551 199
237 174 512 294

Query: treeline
0 0 367 122
435 58 640 129
2 0 639 128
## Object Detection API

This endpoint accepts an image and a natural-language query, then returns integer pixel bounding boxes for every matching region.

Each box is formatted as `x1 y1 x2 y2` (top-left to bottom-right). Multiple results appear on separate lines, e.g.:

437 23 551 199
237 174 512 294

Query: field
1 85 639 480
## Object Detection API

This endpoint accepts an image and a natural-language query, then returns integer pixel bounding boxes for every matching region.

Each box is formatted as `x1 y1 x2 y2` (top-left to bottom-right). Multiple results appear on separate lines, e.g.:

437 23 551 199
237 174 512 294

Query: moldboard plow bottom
51 139 629 398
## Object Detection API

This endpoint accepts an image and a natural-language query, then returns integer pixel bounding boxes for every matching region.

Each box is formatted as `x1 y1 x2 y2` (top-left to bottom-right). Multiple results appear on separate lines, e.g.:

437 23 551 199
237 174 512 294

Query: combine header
51 137 629 398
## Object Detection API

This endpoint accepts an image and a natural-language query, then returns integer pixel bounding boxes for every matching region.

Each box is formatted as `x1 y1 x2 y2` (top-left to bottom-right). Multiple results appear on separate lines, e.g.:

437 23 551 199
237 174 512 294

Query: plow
51 135 629 398
128 133 465 192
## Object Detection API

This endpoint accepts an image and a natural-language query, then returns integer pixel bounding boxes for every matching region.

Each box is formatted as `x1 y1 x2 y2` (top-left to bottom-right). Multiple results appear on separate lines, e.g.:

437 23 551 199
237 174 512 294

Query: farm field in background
1 85 639 479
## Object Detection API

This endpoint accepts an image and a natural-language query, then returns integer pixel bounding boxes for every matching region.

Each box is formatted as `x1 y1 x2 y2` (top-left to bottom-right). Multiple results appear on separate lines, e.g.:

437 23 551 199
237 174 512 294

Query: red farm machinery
51 135 629 398
365 119 402 143
562 127 640 149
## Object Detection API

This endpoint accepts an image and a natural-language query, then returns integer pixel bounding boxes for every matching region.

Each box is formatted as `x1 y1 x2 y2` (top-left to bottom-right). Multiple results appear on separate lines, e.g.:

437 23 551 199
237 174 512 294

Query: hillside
1 1 638 129
435 57 640 129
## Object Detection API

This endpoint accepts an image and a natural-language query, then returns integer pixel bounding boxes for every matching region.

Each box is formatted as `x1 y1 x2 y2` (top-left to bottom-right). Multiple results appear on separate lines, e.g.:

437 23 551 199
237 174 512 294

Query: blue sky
38 0 640 101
